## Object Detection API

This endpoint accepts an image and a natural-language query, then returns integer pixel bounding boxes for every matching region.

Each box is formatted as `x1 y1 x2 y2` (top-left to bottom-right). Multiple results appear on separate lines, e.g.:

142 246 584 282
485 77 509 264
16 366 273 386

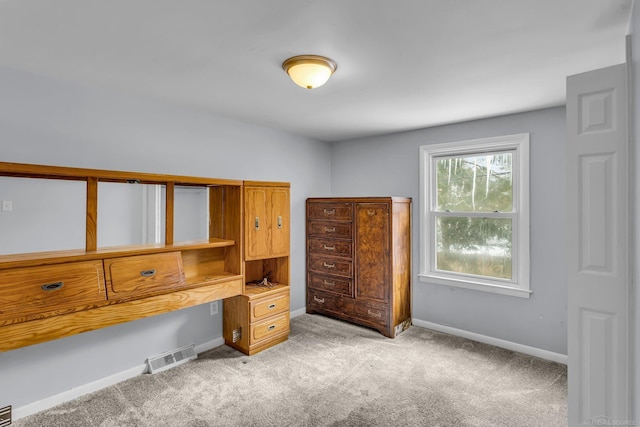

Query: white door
566 64 631 425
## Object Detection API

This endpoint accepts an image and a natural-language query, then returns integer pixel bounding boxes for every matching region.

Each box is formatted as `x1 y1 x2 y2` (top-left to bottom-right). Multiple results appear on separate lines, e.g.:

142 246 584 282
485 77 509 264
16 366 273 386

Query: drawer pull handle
323 245 336 251
267 325 276 331
314 296 325 303
323 227 336 233
368 210 377 216
368 309 382 318
323 262 335 269
255 217 260 230
41 281 64 291
140 269 157 277
324 208 336 215
268 303 276 309
277 215 283 229
323 280 336 287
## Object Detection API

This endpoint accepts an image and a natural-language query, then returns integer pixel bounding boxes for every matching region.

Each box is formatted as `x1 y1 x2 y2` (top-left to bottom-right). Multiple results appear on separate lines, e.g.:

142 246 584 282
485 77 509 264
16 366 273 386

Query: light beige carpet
13 314 567 426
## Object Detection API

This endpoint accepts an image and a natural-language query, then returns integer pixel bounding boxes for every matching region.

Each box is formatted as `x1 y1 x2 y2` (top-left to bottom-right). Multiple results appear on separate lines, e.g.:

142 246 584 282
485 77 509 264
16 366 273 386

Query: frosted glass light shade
282 55 337 89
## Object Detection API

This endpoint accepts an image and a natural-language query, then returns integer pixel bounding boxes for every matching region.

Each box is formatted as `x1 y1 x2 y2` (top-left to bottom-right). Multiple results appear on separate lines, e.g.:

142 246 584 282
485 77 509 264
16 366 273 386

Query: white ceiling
0 0 633 142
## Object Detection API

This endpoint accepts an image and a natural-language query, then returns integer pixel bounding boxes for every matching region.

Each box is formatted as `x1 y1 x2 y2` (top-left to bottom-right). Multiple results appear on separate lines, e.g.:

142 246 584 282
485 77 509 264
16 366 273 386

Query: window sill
418 273 531 299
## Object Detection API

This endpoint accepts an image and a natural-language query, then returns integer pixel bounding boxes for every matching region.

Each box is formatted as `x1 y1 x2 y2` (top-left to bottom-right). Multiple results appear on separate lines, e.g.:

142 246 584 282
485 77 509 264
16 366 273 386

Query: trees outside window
419 134 530 298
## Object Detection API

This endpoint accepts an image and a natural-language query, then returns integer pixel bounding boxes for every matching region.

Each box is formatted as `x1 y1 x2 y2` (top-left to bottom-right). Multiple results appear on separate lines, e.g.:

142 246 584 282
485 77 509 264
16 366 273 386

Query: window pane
436 217 512 280
436 152 513 212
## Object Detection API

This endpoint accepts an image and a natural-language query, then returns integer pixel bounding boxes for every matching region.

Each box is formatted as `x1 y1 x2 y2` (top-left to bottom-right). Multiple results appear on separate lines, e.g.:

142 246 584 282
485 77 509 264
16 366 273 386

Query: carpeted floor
13 314 567 426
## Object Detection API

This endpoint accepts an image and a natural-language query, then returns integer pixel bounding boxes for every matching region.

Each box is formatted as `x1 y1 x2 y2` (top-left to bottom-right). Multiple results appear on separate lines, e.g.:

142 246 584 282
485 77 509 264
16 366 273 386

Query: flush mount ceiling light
282 55 337 89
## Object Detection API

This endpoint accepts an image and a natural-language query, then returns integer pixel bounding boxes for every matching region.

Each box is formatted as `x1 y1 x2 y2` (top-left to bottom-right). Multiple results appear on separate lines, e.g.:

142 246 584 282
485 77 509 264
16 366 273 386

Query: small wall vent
147 344 197 374
0 405 11 427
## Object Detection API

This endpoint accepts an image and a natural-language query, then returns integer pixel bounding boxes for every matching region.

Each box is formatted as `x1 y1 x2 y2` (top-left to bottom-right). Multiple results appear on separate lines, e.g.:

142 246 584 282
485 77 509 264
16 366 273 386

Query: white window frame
419 133 530 298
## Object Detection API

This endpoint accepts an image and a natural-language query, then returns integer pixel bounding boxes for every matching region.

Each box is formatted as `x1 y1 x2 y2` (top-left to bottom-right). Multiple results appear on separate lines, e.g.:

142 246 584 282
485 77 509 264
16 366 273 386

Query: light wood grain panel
0 161 243 186
251 291 289 321
0 260 106 325
0 278 243 352
104 252 186 300
250 312 289 342
86 177 98 252
165 182 175 245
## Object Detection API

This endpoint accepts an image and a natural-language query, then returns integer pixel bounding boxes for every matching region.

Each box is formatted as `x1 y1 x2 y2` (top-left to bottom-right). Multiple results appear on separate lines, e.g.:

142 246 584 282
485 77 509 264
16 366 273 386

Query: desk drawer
250 290 289 322
0 260 106 324
104 252 186 300
251 312 290 344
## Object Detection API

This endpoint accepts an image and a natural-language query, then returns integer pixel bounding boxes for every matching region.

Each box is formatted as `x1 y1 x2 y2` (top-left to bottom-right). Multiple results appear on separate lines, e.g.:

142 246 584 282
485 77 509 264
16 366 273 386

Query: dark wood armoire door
355 203 389 302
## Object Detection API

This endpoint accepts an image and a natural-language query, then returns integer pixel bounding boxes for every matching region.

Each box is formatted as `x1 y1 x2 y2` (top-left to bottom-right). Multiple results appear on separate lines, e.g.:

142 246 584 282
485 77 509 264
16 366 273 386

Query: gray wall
0 67 332 409
330 107 567 355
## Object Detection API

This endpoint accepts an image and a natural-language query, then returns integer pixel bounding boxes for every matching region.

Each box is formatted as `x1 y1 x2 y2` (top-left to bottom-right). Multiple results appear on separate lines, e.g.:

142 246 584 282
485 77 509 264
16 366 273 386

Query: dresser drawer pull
140 269 157 277
277 215 283 229
41 281 64 291
323 208 336 215
323 227 336 233
368 309 382 318
255 217 260 230
323 245 336 251
268 303 276 309
267 325 276 331
313 296 325 303
323 262 335 269
367 210 377 216
323 280 336 287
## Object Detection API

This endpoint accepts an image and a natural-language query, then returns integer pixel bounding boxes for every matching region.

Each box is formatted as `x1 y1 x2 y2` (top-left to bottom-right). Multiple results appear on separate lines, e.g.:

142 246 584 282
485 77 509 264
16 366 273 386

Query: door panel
245 187 268 260
355 203 389 302
270 188 290 257
566 63 630 424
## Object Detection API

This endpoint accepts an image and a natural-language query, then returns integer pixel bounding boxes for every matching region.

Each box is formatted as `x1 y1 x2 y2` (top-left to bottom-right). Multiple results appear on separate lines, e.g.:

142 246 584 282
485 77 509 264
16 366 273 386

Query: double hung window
419 133 530 298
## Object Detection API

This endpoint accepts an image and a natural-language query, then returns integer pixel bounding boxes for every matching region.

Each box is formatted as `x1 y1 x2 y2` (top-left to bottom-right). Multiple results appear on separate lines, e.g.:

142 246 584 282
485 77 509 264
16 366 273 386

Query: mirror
174 186 209 242
97 182 166 248
0 177 86 255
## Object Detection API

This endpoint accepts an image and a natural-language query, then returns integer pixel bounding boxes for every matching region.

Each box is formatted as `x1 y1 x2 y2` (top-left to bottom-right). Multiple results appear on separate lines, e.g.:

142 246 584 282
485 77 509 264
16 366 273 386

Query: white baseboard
14 337 226 421
412 319 568 365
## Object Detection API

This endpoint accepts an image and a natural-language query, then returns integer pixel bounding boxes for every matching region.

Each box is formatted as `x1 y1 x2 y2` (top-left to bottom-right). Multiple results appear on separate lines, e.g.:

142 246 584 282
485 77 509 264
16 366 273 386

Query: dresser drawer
343 299 389 327
308 238 352 257
308 273 352 296
307 290 343 314
308 255 352 277
251 312 290 344
307 203 353 221
0 260 106 324
307 221 352 239
250 290 289 322
104 252 186 300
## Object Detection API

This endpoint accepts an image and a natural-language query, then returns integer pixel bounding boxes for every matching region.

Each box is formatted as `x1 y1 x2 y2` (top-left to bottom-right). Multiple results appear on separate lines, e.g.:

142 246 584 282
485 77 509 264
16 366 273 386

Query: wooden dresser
306 197 411 338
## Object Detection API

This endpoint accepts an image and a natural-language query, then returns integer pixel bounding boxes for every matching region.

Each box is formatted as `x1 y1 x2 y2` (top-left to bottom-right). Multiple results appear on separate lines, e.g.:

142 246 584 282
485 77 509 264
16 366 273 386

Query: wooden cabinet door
355 203 389 302
245 187 269 260
269 187 290 257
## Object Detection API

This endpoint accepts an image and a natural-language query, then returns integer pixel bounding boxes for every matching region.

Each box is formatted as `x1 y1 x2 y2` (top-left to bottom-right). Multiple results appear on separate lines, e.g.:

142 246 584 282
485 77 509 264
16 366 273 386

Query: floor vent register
147 344 197 374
